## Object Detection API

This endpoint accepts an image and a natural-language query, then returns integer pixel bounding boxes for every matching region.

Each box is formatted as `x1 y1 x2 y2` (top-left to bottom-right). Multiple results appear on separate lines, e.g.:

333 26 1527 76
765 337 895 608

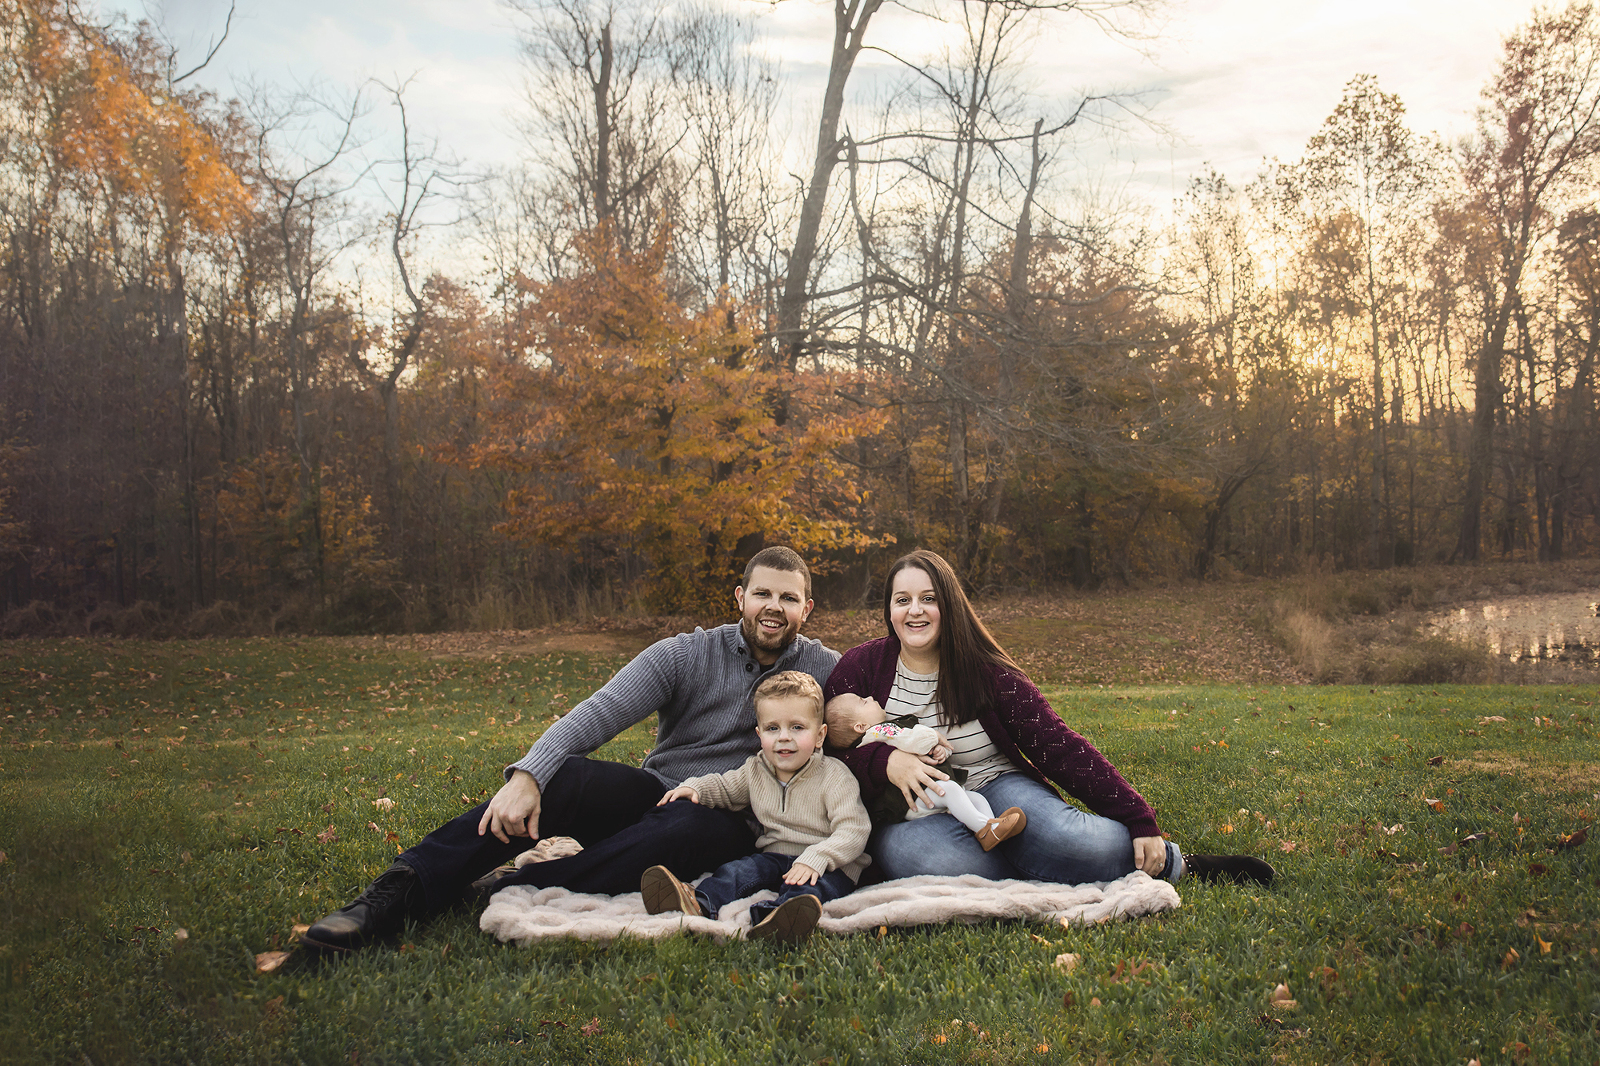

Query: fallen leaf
1088 997 1102 1008
320 801 334 814
1381 823 1404 835
254 951 290 973
1480 715 1506 723
1061 991 1075 1008
315 825 339 845
1221 823 1234 834
665 1015 678 1031
1279 840 1297 853
1425 798 1445 812
1501 947 1520 970
1528 862 1548 876
1557 827 1589 849
1035 1044 1050 1054
290 924 310 940
931 1034 948 1045
1438 843 1459 855
580 1018 601 1037
1537 936 1553 954
367 822 381 833
373 798 396 811
1053 952 1080 974
1268 983 1297 1009
1427 754 1445 766
385 832 400 843
173 928 188 942
0 851 6 865
1028 932 1051 945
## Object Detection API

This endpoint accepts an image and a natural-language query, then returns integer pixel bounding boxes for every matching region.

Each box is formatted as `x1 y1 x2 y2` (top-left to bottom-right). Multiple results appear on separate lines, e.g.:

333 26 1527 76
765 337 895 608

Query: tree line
1 0 1597 633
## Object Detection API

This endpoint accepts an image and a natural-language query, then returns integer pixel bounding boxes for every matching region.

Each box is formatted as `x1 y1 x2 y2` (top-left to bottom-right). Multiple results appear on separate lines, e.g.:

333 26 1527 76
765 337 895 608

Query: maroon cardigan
824 635 1161 839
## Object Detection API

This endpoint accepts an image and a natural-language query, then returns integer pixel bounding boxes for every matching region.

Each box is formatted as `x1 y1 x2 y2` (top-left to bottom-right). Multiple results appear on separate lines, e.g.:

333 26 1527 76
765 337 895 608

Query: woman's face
888 567 940 659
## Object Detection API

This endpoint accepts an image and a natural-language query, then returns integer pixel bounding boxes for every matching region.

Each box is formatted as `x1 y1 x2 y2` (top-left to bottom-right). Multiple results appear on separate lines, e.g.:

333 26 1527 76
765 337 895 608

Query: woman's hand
886 748 949 809
1132 836 1166 876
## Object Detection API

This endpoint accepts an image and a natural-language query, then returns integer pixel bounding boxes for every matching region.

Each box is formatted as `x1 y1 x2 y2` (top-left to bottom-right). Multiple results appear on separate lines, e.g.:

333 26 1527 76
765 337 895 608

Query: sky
106 0 1547 214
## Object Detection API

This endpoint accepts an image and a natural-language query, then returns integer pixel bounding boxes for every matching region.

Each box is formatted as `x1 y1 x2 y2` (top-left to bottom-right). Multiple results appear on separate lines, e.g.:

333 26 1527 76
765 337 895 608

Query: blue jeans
869 773 1182 884
693 850 857 923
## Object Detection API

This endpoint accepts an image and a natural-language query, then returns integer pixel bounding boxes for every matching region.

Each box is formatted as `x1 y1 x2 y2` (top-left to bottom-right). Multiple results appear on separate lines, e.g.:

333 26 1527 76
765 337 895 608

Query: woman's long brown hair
881 549 1022 727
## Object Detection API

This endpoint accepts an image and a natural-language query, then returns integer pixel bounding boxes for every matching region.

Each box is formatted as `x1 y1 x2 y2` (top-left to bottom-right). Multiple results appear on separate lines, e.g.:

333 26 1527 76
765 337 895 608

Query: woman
825 549 1273 886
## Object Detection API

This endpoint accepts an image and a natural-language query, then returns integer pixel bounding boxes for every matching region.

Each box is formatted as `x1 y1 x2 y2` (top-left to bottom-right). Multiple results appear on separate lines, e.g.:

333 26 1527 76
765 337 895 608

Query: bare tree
1456 0 1600 561
508 0 683 256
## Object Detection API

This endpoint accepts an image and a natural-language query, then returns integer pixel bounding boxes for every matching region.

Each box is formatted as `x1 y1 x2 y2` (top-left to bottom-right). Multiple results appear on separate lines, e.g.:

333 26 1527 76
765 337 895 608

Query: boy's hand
783 862 822 886
657 786 700 806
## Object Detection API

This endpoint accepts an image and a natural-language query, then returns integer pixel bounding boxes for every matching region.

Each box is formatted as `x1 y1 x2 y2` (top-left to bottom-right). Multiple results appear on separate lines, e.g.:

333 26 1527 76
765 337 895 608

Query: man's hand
657 786 701 806
1132 836 1166 876
478 769 542 843
783 862 822 886
885 748 949 809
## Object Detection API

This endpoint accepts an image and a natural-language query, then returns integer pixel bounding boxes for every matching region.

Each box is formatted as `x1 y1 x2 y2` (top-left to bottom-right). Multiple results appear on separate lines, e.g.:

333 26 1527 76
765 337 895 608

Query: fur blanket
479 871 1180 945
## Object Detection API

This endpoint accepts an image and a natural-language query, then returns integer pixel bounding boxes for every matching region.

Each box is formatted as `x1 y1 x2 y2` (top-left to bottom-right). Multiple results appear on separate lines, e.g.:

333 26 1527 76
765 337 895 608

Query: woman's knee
871 817 1012 880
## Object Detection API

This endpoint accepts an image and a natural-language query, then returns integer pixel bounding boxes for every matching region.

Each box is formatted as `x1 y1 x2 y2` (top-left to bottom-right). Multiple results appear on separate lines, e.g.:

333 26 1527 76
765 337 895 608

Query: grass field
1 636 1597 1064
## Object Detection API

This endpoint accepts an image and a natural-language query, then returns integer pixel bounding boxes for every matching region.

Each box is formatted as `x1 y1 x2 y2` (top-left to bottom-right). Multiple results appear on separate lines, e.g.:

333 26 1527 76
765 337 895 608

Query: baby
825 692 1026 851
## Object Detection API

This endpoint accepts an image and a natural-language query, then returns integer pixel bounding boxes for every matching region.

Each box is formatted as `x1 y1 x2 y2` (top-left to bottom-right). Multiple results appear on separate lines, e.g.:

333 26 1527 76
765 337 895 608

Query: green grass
2 638 1597 1064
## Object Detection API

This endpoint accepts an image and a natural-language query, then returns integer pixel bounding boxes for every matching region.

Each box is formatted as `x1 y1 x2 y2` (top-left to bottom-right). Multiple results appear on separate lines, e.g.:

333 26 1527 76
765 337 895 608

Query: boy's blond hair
752 670 824 724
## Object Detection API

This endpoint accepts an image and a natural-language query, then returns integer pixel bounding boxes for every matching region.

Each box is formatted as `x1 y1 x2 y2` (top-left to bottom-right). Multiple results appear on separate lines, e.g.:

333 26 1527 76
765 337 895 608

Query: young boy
825 692 1026 851
640 671 869 943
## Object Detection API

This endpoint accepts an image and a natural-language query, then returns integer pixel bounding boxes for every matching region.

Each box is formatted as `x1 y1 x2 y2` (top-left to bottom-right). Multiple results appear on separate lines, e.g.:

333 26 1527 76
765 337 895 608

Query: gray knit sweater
507 624 840 789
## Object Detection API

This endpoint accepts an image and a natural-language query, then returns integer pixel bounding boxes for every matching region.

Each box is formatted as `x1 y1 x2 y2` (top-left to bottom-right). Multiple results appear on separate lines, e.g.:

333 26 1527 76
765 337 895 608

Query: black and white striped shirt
885 662 1015 790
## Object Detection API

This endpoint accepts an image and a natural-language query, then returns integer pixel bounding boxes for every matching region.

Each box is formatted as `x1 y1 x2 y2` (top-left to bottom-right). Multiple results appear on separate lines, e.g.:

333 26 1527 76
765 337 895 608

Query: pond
1427 590 1600 668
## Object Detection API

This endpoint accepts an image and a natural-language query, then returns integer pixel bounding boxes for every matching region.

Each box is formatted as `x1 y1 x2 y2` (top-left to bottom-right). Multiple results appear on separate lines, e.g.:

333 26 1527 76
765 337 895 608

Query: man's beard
741 611 796 654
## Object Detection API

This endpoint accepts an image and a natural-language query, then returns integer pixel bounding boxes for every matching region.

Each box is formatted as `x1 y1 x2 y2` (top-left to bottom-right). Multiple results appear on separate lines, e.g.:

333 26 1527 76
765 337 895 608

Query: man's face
735 565 813 665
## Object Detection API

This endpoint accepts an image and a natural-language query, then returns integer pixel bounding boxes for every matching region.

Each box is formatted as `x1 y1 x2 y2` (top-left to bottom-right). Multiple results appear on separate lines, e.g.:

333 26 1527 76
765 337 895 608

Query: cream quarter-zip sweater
680 751 872 882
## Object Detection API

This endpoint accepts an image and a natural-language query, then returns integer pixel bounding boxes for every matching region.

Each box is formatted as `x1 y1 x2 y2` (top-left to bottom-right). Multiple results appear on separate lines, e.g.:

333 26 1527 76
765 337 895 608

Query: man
303 547 838 955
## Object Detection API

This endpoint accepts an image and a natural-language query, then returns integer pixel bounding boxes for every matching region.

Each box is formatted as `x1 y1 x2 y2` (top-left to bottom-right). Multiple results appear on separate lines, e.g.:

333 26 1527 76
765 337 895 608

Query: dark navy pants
399 756 758 913
692 849 857 923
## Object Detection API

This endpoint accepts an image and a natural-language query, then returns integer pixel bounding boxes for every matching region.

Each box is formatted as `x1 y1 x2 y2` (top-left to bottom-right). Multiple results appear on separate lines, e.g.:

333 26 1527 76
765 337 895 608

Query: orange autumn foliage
18 0 248 237
471 227 887 608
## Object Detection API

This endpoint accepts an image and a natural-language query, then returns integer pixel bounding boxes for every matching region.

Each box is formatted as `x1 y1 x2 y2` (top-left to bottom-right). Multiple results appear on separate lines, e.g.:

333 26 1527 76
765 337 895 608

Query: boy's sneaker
746 894 822 944
641 865 702 917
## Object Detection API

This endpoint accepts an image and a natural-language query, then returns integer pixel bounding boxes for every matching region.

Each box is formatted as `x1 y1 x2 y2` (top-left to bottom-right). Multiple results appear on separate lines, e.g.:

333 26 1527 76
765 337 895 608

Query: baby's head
824 692 887 748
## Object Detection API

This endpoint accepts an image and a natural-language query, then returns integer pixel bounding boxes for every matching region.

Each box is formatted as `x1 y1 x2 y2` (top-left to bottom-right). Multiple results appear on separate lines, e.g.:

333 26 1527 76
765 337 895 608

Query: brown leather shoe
976 807 1028 851
640 865 702 917
746 894 822 944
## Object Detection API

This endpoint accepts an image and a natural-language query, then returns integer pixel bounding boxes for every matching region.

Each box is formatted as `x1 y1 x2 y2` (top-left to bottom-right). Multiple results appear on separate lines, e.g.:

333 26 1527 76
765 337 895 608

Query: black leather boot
1184 854 1276 885
302 862 427 955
